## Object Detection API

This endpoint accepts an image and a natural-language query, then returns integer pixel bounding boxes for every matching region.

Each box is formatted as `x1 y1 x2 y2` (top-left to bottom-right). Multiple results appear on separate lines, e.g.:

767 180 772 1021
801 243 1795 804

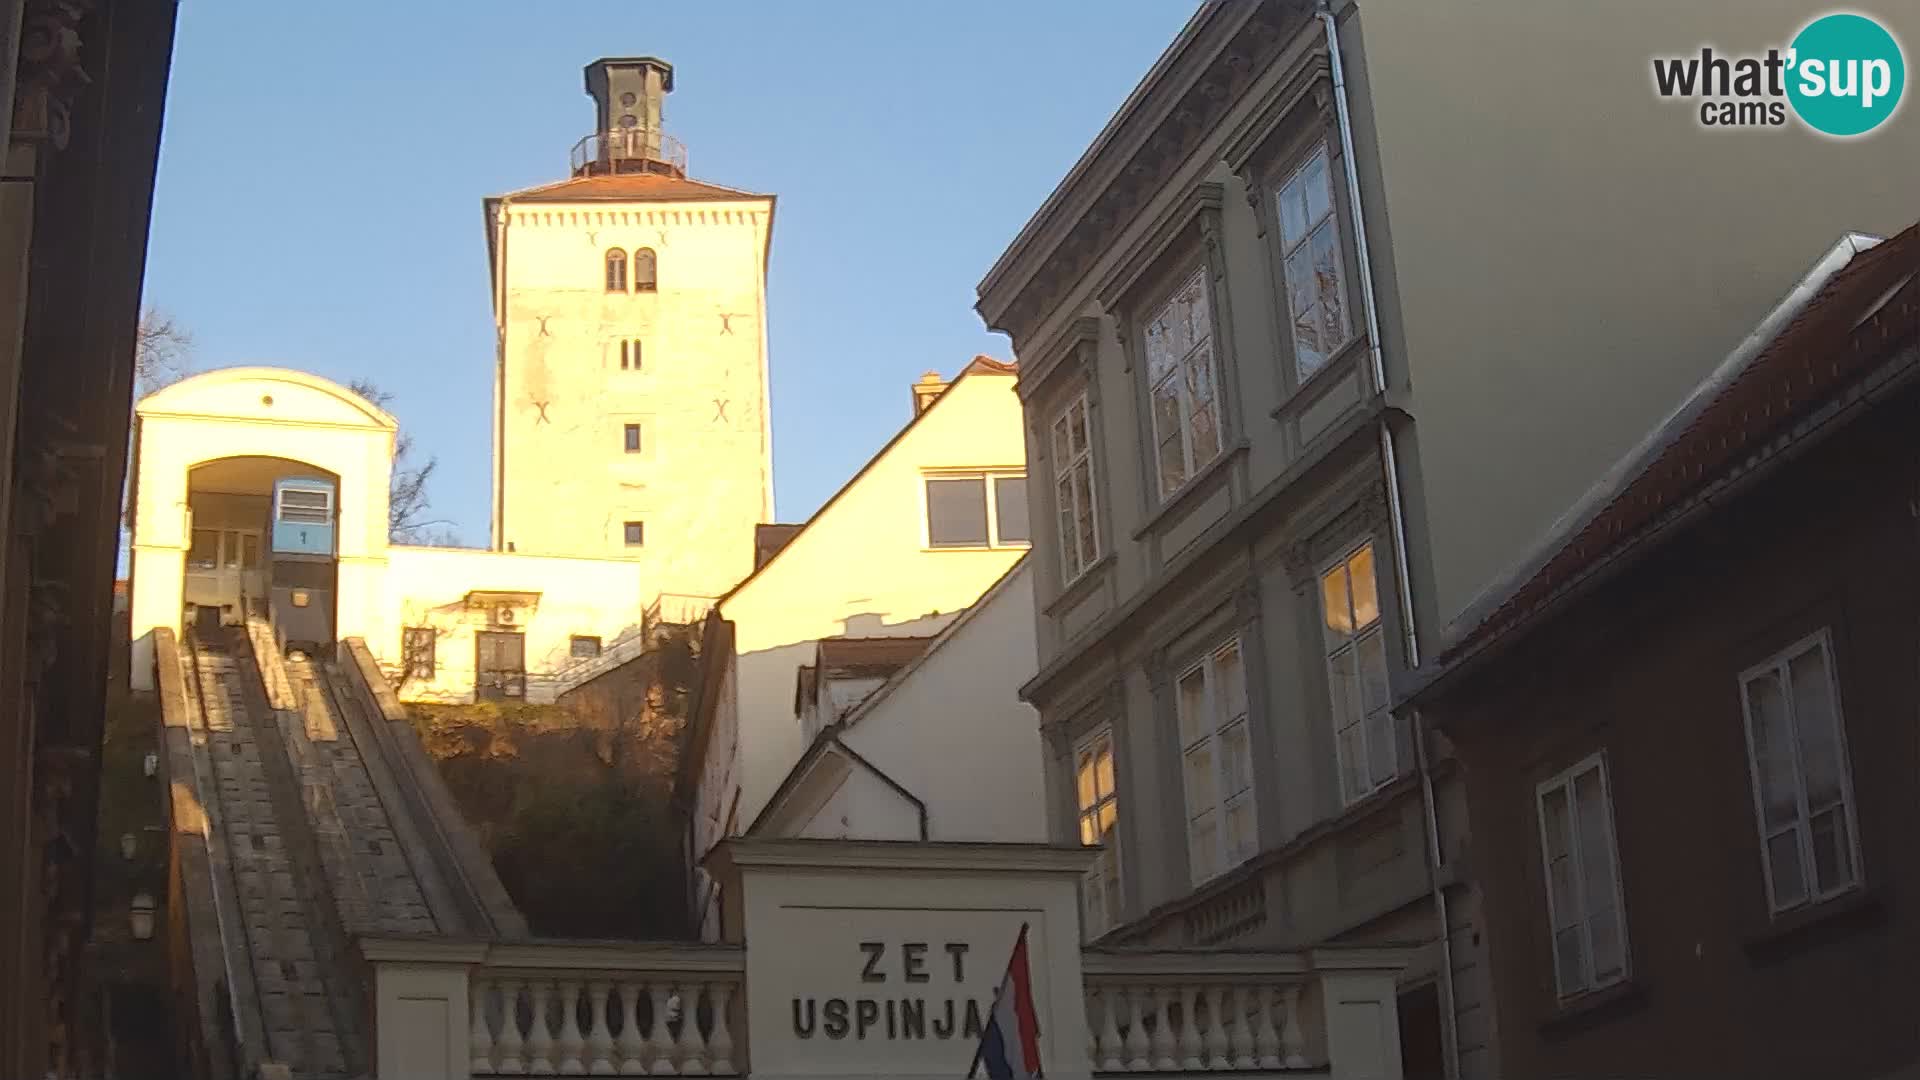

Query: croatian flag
970 924 1043 1079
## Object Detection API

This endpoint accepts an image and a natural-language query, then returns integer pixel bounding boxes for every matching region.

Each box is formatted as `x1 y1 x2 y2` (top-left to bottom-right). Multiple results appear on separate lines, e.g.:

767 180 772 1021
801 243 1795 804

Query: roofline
1436 230 1884 653
714 359 1018 608
837 555 1031 733
745 727 929 842
976 2 1222 303
137 365 400 430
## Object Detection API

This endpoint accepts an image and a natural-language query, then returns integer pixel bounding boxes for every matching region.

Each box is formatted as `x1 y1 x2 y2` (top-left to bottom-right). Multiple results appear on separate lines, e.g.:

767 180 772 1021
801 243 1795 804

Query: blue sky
143 2 1197 543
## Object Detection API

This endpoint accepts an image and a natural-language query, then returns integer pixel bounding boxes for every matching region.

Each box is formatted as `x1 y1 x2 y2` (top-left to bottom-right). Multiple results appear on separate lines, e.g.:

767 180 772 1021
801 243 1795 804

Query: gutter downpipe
1321 6 1460 1079
492 198 512 552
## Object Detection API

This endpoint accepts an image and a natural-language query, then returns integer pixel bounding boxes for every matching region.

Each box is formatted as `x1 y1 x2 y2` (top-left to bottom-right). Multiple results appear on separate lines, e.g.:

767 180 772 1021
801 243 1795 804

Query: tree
133 308 192 395
346 377 456 545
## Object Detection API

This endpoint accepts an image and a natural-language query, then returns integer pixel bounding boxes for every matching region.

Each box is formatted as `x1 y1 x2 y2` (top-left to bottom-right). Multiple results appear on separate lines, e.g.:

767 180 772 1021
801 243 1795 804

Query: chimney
579 57 682 177
911 371 949 416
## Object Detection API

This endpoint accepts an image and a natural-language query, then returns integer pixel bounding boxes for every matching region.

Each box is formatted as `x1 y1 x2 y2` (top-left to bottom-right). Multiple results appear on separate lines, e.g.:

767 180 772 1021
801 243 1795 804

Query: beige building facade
486 57 775 605
975 4 1917 1080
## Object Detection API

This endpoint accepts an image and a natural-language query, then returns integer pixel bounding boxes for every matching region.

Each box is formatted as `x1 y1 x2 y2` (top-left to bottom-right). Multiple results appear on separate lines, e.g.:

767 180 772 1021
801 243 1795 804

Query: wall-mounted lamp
143 752 158 778
130 893 155 941
119 833 137 861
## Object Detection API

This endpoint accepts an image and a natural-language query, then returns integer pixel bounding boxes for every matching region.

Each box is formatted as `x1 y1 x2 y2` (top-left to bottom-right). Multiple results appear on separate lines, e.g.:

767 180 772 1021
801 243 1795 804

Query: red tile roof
1441 223 1919 664
496 171 767 204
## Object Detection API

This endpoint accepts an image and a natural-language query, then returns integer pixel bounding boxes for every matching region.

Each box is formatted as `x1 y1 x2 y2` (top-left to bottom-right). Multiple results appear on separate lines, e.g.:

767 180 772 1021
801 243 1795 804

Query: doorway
1397 980 1445 1080
476 631 526 701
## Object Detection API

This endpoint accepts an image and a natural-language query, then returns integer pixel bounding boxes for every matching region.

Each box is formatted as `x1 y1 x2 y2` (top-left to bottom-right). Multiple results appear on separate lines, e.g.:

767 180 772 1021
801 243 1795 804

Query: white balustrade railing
1081 951 1318 1074
467 944 743 1076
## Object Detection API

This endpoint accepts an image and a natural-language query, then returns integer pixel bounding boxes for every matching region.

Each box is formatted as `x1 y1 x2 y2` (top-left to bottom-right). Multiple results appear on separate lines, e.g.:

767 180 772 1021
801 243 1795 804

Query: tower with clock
483 57 776 605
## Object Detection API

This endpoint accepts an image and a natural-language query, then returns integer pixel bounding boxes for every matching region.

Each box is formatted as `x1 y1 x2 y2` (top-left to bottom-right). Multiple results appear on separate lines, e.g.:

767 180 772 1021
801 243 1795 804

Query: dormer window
605 249 627 293
634 248 657 292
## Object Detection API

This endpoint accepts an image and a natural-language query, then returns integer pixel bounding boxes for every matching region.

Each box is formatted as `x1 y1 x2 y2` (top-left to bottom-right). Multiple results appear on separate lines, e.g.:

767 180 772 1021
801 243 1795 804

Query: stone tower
484 57 775 605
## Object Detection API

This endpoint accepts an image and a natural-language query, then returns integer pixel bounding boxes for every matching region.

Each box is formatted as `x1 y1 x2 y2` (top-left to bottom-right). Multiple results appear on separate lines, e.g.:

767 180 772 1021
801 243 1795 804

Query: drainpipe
492 198 511 552
1320 5 1459 1079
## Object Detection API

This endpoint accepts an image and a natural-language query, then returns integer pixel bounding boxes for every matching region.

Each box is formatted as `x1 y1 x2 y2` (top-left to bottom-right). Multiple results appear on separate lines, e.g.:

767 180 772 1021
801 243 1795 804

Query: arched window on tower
605 249 627 293
633 247 658 293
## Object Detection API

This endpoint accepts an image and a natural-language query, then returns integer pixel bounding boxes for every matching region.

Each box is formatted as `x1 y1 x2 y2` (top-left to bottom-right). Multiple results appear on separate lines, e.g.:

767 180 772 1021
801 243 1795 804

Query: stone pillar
361 939 487 1080
1318 964 1406 1080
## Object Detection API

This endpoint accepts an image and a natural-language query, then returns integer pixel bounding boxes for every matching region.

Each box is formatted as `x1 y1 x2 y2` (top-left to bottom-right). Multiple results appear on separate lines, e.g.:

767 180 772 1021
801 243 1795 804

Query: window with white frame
1075 728 1122 938
1535 753 1629 999
1320 542 1394 804
1143 268 1223 498
1276 144 1352 380
924 472 1029 548
1051 392 1101 582
1176 639 1255 884
1738 630 1861 915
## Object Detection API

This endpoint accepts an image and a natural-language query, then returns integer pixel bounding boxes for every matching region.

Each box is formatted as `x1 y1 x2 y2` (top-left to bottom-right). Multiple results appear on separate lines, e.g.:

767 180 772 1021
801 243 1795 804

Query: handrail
570 129 688 175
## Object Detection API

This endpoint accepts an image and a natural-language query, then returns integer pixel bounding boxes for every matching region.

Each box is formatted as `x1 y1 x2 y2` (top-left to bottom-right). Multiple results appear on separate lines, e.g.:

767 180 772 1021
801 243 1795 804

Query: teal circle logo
1787 13 1906 136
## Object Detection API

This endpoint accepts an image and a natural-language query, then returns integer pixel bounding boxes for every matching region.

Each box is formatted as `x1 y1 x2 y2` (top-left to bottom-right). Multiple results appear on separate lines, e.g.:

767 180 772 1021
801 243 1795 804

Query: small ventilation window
623 521 645 547
624 424 642 454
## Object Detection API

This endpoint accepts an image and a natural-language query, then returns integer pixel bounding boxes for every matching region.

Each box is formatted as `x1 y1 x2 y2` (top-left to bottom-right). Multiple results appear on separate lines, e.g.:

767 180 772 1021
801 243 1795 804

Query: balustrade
1081 952 1316 1074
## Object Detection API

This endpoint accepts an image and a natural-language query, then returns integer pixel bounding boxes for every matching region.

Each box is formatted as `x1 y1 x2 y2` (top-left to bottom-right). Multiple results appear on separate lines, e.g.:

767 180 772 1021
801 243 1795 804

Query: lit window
624 424 642 453
605 248 627 293
570 635 602 659
1321 542 1394 804
1051 392 1101 582
924 473 1028 549
1143 268 1222 498
1177 639 1255 884
1738 630 1861 915
1536 753 1628 999
1276 144 1351 379
1076 728 1122 939
401 627 436 681
633 248 657 292
623 521 645 547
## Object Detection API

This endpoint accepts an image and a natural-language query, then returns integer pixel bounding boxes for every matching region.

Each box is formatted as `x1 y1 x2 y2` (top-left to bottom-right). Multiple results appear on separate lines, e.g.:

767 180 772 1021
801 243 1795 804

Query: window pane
1077 751 1096 811
1052 414 1072 468
1097 800 1118 844
1056 491 1080 579
1311 219 1348 346
1787 643 1844 809
1364 704 1396 788
1216 643 1246 721
1278 180 1309 249
1157 428 1187 498
1348 545 1380 629
1183 743 1216 820
1068 398 1089 456
1357 628 1390 716
240 533 261 569
1189 812 1218 883
1189 405 1220 469
1178 667 1208 746
1553 927 1587 996
1588 905 1624 981
926 478 988 547
1145 313 1178 384
1080 813 1097 846
1220 719 1251 796
1174 271 1208 351
1573 768 1618 948
1321 564 1353 640
1767 827 1808 908
1286 244 1326 374
1328 647 1361 731
1743 670 1799 830
1095 744 1115 800
1809 807 1853 895
994 476 1030 544
222 531 243 568
1302 149 1332 229
1151 374 1184 447
1225 793 1255 864
1183 339 1216 406
189 529 219 569
1072 461 1098 563
1337 723 1367 805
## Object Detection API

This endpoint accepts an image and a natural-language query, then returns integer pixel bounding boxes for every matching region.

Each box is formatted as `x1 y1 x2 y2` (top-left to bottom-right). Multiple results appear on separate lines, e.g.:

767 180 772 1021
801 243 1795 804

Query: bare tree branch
349 377 455 545
134 308 193 395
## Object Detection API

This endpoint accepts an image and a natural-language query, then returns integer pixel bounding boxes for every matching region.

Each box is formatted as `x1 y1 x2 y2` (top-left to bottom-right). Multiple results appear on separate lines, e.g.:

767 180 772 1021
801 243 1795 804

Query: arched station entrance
183 456 342 653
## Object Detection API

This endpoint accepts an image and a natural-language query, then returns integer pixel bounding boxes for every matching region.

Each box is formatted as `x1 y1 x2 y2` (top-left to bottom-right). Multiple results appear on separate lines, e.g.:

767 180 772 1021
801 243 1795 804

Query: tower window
621 339 643 370
624 424 642 453
605 248 627 292
623 521 645 547
633 248 657 292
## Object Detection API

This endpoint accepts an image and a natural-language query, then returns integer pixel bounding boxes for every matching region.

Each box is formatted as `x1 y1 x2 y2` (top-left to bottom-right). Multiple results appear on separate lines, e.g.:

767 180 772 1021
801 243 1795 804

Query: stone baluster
1178 986 1204 1070
648 983 676 1075
679 982 710 1075
1230 986 1257 1070
1094 987 1122 1072
1206 986 1231 1069
617 982 647 1075
1083 989 1102 1071
708 981 735 1075
1252 985 1281 1070
472 978 497 1075
1279 985 1308 1068
557 979 587 1074
1122 988 1150 1072
527 981 557 1074
497 979 527 1075
1150 987 1177 1071
587 981 616 1075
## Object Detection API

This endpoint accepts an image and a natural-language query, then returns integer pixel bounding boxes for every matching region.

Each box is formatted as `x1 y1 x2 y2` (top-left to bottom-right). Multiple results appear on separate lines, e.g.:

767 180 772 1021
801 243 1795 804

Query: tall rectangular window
1322 542 1394 804
1738 630 1861 915
1051 392 1101 582
620 339 643 370
1177 639 1255 884
924 473 1029 549
1536 754 1628 999
624 423 642 453
1277 144 1351 379
401 627 436 681
1076 728 1122 939
1143 268 1222 498
623 521 645 547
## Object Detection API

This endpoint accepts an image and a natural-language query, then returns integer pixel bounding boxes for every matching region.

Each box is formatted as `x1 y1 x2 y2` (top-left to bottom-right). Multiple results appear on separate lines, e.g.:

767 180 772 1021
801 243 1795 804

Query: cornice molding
1221 49 1332 174
1096 180 1226 312
981 0 1309 345
1016 315 1106 403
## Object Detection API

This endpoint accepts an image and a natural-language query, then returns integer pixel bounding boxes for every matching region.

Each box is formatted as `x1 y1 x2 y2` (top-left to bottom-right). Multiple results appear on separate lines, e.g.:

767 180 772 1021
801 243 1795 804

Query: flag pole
966 923 1031 1079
